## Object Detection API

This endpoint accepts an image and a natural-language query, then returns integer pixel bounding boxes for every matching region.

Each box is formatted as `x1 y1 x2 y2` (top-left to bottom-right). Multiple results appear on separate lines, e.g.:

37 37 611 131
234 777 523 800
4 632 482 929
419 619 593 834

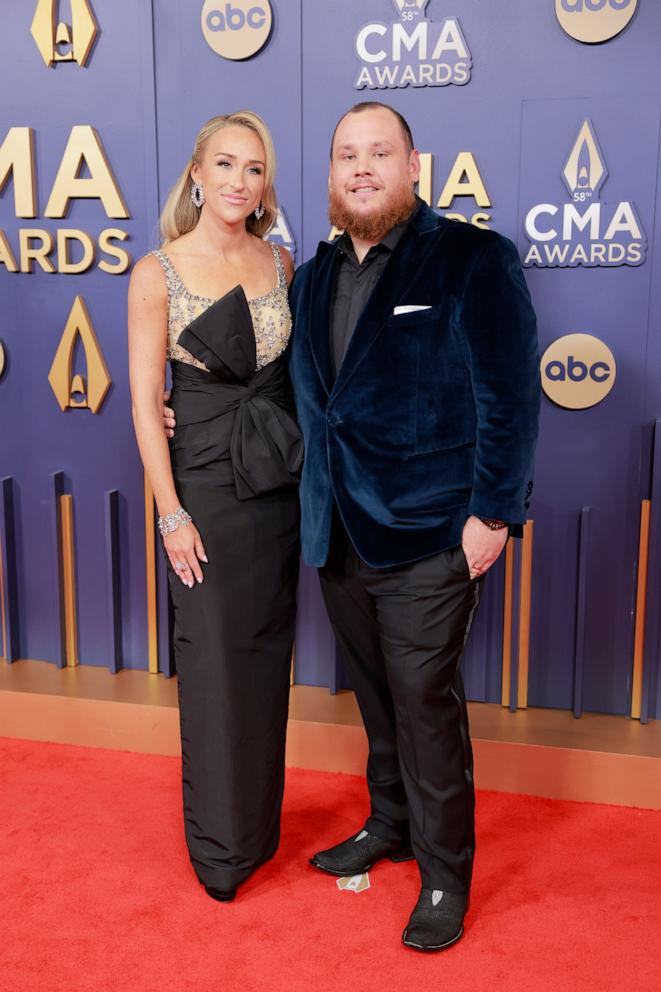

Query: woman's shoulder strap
150 248 186 299
270 241 287 288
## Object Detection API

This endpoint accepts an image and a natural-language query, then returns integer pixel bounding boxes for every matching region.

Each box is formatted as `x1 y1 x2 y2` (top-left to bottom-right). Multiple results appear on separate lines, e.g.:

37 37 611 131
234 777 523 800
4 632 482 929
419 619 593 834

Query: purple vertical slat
573 507 591 719
509 540 523 713
104 489 122 673
50 471 66 669
156 548 174 678
0 477 20 662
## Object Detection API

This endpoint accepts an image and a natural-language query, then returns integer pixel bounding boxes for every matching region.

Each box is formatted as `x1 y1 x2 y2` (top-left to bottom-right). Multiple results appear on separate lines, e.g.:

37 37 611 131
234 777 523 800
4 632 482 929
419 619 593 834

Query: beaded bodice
151 242 292 372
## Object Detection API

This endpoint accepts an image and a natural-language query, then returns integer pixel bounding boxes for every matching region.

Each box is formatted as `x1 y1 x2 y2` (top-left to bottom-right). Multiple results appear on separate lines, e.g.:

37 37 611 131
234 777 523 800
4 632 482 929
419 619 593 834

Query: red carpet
0 737 659 992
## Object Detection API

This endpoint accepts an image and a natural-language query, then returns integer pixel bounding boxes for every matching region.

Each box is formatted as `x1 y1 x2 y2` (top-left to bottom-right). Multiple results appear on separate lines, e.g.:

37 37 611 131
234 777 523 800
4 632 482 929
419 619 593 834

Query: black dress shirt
330 199 422 377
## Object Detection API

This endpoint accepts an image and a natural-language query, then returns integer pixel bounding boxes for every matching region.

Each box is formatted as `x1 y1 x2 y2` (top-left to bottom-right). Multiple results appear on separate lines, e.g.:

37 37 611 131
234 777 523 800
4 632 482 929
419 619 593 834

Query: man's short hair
330 102 415 159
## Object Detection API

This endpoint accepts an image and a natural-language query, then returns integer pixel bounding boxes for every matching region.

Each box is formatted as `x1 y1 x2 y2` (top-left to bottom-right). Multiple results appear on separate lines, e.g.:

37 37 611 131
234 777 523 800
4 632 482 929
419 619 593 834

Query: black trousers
318 518 481 894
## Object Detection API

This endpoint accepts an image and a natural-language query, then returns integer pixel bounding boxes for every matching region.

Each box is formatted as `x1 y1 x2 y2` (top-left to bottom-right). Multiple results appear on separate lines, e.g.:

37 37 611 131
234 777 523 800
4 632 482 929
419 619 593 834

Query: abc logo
201 0 272 60
542 334 616 409
555 0 638 44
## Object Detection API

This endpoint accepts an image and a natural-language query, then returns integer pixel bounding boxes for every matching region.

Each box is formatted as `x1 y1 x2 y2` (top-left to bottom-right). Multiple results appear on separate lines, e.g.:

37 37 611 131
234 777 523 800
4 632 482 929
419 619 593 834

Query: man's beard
328 181 416 243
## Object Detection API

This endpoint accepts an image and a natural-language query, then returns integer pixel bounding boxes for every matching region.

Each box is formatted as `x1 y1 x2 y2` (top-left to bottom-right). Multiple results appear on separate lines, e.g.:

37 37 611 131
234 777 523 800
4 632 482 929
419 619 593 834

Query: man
288 102 540 951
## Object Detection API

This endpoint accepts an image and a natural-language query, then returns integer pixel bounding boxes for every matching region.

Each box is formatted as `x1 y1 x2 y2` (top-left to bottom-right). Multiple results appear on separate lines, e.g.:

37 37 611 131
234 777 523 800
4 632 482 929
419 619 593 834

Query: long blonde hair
159 111 278 244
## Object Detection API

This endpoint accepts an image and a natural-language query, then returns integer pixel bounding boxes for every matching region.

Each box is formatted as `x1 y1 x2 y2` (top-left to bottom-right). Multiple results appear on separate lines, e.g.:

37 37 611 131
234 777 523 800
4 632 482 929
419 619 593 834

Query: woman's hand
164 522 208 587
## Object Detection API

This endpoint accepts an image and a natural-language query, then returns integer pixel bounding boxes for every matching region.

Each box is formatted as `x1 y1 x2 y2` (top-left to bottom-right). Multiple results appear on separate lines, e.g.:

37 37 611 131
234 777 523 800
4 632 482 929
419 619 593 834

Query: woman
128 112 302 902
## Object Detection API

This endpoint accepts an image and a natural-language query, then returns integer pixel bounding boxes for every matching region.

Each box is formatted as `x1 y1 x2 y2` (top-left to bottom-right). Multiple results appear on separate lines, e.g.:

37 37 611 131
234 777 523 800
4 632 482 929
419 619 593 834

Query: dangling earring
191 183 205 208
254 200 265 220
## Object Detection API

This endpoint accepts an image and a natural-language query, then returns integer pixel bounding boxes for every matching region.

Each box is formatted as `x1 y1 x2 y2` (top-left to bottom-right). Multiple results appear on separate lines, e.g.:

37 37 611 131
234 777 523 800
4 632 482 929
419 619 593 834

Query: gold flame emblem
31 0 99 68
48 296 111 413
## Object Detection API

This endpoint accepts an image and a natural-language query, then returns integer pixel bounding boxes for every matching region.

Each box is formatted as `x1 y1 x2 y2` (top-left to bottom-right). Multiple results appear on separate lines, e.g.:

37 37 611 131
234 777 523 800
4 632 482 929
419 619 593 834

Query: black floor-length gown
152 244 301 893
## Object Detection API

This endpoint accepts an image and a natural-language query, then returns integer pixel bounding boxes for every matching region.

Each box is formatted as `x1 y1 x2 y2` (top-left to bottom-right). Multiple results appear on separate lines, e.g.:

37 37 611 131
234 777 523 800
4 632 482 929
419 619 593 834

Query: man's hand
461 515 508 580
163 389 176 438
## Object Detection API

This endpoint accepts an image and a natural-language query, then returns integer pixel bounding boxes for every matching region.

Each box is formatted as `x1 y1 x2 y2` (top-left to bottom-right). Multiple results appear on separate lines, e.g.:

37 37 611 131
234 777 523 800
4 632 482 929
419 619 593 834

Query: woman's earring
254 200 265 220
191 183 205 208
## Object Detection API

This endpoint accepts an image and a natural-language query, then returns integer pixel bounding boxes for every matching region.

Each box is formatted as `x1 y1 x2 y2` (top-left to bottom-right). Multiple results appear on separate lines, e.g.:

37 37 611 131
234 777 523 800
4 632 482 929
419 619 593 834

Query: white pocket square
392 305 432 315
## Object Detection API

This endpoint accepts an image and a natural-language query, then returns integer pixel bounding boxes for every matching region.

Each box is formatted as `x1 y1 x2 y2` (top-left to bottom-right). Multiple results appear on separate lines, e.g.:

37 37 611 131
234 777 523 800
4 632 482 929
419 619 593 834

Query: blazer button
327 413 343 427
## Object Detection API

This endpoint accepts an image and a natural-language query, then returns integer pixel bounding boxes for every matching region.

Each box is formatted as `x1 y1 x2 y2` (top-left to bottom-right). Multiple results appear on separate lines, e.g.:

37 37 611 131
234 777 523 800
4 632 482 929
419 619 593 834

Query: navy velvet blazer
289 202 541 569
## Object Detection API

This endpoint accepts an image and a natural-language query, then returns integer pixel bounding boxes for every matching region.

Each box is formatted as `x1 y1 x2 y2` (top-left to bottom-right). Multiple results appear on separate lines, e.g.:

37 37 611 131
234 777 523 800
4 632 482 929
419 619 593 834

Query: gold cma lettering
31 0 99 68
0 226 131 276
0 128 37 218
48 296 111 413
418 151 491 206
45 126 128 218
418 151 491 229
0 125 131 275
18 228 125 274
0 125 129 219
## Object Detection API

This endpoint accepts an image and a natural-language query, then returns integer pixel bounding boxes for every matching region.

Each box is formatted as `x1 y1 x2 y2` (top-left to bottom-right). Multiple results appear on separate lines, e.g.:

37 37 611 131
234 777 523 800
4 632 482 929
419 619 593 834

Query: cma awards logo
555 0 638 44
201 0 273 60
541 334 616 409
354 0 472 90
523 119 646 268
48 296 111 413
31 0 99 68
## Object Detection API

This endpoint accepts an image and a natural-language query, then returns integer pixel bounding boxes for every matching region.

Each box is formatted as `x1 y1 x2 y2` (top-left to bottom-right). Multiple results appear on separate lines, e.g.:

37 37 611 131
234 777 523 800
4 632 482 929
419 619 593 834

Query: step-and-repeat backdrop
1 0 660 720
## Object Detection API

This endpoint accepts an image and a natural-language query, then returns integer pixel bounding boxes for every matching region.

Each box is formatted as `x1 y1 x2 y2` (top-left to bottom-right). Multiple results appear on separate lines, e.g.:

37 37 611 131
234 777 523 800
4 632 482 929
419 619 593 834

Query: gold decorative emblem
31 0 99 68
336 873 371 893
48 296 111 413
0 340 5 378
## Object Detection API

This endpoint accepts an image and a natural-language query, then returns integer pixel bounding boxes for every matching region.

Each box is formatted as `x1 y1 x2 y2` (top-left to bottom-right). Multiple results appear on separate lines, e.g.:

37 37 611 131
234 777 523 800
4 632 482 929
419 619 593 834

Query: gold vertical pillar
517 521 534 710
144 474 158 674
631 500 651 720
501 538 514 707
60 494 78 667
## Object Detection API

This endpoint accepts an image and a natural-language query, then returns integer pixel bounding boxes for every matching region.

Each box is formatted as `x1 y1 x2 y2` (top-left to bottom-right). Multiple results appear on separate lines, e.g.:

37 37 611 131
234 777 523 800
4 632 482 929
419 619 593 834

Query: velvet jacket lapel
308 240 337 397
330 204 447 400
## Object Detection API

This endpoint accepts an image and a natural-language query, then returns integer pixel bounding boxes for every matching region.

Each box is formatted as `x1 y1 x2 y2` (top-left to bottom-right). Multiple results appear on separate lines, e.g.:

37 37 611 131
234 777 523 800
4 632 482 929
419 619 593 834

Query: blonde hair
159 111 278 244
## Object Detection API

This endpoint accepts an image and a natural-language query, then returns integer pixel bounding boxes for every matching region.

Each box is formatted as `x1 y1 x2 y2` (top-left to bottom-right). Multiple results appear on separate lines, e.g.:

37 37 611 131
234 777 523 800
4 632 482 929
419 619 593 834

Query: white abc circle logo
555 0 638 44
542 334 616 409
201 0 272 60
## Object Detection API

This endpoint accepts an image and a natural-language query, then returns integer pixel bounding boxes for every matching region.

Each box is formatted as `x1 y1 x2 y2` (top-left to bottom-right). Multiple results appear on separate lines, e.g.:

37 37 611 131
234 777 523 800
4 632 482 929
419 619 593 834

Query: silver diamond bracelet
158 506 192 537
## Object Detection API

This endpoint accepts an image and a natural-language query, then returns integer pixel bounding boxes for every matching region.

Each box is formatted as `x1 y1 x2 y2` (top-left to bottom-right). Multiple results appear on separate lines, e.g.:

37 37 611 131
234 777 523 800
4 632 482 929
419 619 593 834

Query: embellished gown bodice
151 241 302 499
151 241 292 373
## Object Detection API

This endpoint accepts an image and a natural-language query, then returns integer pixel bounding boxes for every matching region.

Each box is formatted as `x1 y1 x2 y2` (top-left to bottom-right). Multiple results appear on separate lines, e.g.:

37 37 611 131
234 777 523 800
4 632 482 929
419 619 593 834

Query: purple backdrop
1 0 659 719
